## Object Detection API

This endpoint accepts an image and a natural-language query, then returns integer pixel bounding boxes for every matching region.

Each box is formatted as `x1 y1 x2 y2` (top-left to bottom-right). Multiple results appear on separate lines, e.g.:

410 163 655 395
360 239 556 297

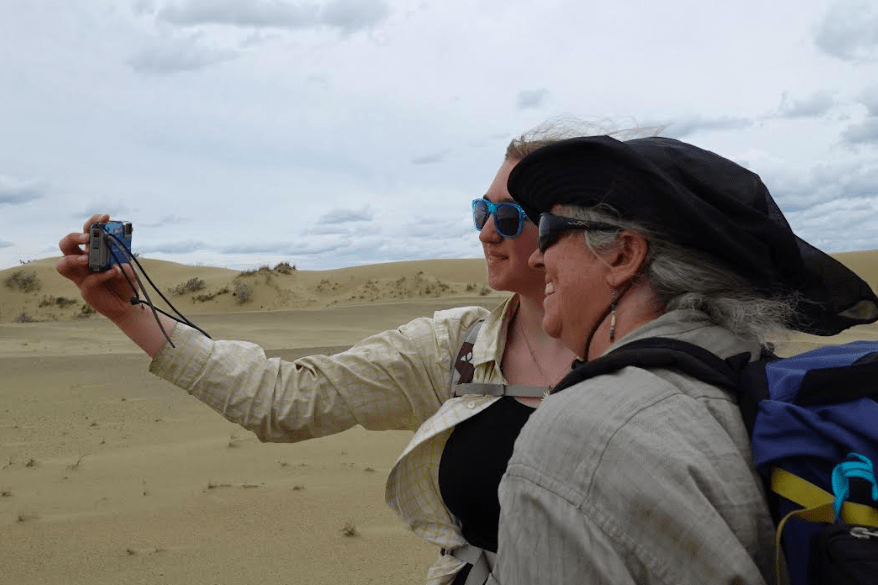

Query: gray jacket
495 310 775 585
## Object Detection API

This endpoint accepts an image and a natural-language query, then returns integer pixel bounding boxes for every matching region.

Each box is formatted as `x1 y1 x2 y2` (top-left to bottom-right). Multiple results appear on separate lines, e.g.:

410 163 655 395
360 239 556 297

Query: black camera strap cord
105 232 212 347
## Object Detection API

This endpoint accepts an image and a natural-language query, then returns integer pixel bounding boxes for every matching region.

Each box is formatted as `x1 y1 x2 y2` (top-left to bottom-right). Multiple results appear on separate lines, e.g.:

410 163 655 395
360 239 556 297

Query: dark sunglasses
538 213 618 252
472 199 528 238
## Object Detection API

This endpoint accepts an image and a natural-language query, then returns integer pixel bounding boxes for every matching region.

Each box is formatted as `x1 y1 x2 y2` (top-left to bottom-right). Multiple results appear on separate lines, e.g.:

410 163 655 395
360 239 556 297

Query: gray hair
558 204 797 344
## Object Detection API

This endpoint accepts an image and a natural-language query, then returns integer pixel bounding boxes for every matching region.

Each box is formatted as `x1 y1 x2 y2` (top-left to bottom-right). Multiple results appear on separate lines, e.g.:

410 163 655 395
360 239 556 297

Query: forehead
484 161 517 203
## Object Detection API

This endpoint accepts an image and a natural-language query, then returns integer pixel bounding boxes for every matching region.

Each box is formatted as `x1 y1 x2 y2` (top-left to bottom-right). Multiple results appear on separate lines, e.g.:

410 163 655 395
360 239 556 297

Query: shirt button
467 402 475 409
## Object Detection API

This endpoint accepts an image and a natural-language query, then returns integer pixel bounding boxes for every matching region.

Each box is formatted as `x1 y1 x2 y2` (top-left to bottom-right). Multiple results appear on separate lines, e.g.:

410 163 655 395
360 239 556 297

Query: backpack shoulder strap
450 318 548 399
553 337 742 394
551 337 762 432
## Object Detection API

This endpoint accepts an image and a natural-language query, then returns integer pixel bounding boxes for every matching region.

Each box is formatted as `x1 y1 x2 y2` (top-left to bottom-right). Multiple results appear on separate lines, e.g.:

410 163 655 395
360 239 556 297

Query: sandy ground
0 257 503 585
0 252 876 584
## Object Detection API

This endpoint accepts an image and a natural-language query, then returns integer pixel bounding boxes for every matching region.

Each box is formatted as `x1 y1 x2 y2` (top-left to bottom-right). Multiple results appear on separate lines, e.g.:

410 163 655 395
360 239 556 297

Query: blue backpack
551 338 878 585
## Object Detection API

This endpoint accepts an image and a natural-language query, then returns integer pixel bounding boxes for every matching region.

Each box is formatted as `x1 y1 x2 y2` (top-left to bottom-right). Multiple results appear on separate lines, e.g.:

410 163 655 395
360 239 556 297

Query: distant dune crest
1 257 502 324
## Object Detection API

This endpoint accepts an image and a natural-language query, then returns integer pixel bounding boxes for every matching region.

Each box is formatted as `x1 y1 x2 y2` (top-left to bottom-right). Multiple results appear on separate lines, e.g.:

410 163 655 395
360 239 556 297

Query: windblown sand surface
1 252 876 584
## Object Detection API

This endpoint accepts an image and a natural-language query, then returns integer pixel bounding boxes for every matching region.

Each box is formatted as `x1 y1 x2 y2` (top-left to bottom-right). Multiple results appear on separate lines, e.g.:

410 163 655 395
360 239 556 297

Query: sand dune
0 257 500 325
1 253 877 584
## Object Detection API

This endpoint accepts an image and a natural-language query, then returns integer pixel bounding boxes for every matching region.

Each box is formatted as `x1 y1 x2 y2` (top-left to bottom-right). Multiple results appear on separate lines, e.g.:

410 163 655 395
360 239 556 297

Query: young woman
56 143 577 585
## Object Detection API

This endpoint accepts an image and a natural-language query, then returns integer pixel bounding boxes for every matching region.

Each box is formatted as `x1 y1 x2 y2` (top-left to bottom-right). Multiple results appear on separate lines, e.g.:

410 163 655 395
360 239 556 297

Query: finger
58 231 89 255
56 254 87 279
81 214 109 233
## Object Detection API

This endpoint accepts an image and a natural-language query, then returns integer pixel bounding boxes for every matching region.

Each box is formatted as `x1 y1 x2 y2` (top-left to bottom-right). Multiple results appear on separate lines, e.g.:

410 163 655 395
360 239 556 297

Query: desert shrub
479 286 491 296
38 295 78 308
4 270 41 293
74 304 97 319
192 287 230 303
340 521 359 537
233 281 252 304
274 261 296 274
13 312 35 323
168 277 206 296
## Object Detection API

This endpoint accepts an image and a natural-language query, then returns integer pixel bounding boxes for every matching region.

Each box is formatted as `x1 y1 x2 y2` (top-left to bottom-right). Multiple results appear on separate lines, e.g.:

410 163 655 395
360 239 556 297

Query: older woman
492 136 878 585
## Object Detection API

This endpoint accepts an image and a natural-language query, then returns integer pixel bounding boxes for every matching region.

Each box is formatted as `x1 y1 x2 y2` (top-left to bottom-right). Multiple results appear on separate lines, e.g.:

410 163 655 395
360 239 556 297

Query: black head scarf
507 135 878 336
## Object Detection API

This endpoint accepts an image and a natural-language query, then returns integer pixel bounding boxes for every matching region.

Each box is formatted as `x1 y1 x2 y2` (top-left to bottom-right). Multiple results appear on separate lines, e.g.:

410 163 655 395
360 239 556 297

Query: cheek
512 228 539 262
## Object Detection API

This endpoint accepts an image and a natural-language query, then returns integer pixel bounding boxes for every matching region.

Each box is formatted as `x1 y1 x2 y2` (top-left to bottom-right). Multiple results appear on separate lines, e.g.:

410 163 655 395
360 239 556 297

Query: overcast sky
2 0 877 272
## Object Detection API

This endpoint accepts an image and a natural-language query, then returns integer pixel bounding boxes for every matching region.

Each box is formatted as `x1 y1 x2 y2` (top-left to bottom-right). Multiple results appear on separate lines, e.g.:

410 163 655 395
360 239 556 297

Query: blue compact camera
88 221 133 272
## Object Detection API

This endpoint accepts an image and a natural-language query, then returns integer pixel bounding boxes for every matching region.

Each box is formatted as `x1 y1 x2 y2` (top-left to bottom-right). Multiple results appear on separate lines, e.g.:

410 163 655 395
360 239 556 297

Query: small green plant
4 270 41 293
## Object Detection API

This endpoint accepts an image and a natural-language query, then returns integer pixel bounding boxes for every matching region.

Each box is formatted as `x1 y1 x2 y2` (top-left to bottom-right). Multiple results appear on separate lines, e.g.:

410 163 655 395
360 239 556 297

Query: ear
603 231 649 288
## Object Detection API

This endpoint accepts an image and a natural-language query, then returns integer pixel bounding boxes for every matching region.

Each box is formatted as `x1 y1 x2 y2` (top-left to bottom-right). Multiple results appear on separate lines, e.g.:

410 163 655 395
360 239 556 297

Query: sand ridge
0 257 500 324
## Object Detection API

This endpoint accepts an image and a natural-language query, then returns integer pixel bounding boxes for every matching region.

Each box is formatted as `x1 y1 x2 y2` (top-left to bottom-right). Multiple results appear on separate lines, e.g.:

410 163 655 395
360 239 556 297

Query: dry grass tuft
340 521 360 537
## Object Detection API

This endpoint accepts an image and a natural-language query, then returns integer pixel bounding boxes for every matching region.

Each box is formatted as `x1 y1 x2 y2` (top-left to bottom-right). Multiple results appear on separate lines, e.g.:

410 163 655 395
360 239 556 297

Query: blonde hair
505 116 664 162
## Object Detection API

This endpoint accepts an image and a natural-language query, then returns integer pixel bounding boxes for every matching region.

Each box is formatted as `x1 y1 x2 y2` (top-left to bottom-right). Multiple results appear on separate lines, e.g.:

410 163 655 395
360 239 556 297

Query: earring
609 290 618 342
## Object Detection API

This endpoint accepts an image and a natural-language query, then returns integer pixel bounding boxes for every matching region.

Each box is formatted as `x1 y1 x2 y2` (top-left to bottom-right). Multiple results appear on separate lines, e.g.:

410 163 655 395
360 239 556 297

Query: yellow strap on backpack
770 467 878 585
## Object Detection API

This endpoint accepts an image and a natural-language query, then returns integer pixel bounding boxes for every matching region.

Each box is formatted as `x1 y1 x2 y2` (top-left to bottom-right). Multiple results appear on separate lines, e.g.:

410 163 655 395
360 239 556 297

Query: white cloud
814 1 878 62
1 0 878 273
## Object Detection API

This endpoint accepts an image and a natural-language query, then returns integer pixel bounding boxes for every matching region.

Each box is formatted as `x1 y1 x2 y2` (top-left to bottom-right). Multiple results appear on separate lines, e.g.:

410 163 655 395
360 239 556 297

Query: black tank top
438 397 534 553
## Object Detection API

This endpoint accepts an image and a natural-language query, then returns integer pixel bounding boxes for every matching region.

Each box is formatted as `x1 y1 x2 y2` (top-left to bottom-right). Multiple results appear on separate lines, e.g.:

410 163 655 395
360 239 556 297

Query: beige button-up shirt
150 297 519 585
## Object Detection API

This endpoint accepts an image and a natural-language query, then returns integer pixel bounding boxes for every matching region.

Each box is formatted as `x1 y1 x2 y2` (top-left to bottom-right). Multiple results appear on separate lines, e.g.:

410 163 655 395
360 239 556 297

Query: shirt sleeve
148 305 489 442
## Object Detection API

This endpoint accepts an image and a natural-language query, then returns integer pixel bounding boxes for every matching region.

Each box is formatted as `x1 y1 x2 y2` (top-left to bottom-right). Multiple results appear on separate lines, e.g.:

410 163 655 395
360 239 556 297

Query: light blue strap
832 453 878 521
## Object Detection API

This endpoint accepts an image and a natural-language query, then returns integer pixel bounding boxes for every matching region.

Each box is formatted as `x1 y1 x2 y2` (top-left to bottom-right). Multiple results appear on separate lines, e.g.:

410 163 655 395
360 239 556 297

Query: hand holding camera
56 214 140 322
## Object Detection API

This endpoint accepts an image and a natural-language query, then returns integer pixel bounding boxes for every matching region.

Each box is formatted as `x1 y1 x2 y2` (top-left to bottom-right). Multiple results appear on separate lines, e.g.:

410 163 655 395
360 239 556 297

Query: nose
479 214 501 243
528 247 544 270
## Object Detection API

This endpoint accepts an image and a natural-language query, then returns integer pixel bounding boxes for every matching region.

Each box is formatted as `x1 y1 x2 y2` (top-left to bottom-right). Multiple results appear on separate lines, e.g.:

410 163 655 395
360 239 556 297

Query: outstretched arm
56 214 175 358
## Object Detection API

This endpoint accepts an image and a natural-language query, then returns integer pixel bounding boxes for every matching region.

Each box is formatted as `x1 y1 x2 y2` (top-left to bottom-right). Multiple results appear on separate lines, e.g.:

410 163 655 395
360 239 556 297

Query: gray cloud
0 241 13 249
814 2 878 62
321 0 390 35
140 215 193 228
75 204 133 219
156 0 389 34
764 159 878 215
0 175 46 205
516 89 549 110
158 0 319 29
776 91 836 119
660 115 754 138
127 33 239 74
841 117 878 147
411 150 452 165
316 204 374 224
859 86 878 116
137 240 209 254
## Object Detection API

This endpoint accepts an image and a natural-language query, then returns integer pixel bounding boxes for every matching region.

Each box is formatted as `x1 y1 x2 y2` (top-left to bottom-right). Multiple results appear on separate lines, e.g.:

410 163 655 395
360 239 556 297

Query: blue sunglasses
472 199 528 238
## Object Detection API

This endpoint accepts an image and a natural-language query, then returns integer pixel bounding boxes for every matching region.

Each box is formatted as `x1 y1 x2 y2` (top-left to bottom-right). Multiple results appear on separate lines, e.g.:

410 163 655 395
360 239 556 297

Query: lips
545 282 555 295
483 247 507 264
